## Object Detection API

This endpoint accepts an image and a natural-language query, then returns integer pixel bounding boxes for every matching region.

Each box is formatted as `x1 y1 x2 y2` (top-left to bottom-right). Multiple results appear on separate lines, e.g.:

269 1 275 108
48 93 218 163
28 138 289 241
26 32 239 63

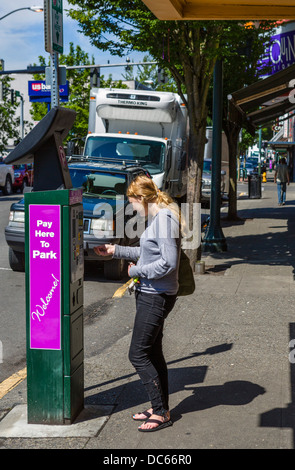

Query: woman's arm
94 244 140 261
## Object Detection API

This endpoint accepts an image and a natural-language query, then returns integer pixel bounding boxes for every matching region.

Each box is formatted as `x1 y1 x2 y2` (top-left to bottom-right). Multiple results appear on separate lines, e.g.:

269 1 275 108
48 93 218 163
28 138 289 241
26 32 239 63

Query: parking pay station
5 107 84 424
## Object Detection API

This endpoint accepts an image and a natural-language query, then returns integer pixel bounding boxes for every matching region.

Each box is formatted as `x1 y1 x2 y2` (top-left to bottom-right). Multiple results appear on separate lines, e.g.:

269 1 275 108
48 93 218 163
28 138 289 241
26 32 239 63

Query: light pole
0 6 43 21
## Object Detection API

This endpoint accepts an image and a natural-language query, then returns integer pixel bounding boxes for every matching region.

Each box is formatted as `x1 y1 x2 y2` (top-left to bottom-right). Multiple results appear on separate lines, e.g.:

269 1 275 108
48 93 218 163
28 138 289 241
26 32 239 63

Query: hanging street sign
44 0 63 54
51 0 63 54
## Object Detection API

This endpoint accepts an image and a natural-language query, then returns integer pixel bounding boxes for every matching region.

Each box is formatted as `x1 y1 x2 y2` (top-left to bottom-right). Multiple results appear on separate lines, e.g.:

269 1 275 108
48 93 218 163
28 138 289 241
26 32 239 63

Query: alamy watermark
92 201 202 250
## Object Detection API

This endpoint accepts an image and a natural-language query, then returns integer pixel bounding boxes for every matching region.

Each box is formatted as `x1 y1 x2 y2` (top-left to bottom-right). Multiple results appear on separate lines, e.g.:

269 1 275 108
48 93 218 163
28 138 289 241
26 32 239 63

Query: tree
219 22 275 220
122 54 178 92
30 43 127 143
67 1 276 260
0 72 19 153
67 1 228 261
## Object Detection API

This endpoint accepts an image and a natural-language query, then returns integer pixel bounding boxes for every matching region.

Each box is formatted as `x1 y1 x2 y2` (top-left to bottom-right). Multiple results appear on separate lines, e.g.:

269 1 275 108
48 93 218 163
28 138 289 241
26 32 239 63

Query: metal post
202 59 227 252
20 95 24 139
258 126 262 175
51 52 59 108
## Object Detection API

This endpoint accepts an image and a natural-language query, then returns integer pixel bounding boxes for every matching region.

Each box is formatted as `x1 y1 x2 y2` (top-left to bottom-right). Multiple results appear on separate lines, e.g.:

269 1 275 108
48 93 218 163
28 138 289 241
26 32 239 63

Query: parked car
246 157 259 170
5 158 150 279
201 158 226 200
0 156 14 195
240 162 256 176
12 163 34 192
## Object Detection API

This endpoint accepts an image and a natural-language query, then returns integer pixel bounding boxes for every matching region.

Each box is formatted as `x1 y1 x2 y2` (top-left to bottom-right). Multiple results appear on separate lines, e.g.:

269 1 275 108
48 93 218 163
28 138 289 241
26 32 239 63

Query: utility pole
202 59 227 253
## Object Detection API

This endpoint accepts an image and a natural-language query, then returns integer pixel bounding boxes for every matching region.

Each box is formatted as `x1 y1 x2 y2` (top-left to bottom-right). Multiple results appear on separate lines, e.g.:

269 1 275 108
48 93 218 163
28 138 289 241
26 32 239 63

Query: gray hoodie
114 208 181 295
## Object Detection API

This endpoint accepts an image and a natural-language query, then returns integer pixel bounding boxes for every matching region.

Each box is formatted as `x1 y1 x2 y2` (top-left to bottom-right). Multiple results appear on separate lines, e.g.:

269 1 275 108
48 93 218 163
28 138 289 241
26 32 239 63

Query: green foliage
65 1 279 219
121 54 178 92
30 43 128 141
0 73 19 153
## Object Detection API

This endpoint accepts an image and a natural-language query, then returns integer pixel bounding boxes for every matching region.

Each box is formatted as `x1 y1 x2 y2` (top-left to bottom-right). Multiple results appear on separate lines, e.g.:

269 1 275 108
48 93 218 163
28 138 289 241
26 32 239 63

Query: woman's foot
138 412 171 432
132 408 153 421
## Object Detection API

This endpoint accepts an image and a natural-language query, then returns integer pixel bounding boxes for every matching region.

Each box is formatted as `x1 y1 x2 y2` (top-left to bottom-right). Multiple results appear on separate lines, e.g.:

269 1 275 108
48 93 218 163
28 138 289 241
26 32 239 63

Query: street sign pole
51 52 59 108
44 0 63 108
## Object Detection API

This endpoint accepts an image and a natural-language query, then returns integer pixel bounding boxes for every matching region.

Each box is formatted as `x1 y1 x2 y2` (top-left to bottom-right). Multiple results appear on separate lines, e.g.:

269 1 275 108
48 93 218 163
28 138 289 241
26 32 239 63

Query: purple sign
29 205 61 350
259 28 295 76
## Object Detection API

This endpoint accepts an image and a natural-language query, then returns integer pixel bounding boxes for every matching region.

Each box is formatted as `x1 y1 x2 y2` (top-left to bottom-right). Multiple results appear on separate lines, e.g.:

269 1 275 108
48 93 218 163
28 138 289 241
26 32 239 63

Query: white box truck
83 88 188 200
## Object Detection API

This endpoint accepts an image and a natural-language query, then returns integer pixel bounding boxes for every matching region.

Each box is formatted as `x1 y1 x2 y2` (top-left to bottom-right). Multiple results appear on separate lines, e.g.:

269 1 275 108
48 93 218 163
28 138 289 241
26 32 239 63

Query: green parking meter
5 107 84 424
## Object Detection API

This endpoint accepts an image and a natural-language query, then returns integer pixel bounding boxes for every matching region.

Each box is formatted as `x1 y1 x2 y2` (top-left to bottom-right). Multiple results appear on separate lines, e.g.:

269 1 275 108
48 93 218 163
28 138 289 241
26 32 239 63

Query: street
0 193 135 383
0 186 241 384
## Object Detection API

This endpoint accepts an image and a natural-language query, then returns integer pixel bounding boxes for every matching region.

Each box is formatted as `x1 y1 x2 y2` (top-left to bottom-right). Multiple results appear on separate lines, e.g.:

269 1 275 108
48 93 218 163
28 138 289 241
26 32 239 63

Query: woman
94 175 182 432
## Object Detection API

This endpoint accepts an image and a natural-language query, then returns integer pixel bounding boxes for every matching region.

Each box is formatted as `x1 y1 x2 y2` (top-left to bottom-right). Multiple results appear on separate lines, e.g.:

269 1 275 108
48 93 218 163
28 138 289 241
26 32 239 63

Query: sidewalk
1 177 295 450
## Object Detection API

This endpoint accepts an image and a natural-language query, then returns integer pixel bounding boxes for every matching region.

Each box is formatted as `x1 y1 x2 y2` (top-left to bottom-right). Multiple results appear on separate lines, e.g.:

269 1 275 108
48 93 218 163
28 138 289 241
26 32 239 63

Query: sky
0 0 145 80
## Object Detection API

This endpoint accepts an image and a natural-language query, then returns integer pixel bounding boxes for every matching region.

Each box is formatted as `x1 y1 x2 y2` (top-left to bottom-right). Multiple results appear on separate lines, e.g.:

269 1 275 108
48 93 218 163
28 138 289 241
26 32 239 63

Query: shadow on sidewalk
206 202 295 277
171 380 266 423
260 323 295 449
85 343 265 425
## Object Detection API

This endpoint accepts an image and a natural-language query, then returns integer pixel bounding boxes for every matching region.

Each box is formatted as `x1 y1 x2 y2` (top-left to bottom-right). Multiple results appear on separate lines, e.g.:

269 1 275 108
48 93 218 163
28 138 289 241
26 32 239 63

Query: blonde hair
127 174 186 235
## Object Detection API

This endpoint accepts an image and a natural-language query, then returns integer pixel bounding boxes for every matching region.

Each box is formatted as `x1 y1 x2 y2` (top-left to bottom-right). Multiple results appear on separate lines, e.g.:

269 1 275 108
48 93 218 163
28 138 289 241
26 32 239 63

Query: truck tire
103 258 126 280
9 247 25 272
3 175 12 195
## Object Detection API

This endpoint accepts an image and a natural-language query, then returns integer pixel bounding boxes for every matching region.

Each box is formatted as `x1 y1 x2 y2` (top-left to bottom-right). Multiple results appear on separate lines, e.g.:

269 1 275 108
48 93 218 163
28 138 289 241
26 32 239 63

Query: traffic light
157 67 168 84
0 82 9 101
10 89 15 105
90 67 100 88
9 89 20 105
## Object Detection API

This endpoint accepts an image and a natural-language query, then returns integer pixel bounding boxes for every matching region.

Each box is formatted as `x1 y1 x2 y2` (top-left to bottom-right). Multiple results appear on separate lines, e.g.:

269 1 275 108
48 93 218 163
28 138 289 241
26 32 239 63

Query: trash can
248 173 262 199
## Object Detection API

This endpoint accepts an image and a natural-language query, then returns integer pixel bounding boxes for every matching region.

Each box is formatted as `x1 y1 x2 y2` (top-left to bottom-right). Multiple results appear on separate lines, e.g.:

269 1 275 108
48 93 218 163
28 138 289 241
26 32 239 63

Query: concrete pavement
1 175 295 450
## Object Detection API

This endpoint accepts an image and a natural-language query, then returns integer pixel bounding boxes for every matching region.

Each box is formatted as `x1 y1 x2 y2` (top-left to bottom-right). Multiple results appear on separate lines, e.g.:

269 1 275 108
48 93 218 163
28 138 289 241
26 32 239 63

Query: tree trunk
186 124 207 265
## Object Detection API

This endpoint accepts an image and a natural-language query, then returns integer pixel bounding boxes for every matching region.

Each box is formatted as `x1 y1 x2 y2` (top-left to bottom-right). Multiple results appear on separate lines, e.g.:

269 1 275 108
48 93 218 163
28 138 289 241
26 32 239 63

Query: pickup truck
0 156 14 195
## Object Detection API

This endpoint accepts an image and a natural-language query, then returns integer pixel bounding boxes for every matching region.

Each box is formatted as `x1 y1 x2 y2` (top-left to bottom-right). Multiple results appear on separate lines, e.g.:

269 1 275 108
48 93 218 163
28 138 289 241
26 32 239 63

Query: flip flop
132 410 152 421
138 418 173 432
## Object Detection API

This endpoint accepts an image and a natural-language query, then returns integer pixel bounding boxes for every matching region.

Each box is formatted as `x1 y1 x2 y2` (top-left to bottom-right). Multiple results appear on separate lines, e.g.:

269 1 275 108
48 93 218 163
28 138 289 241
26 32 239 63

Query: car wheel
9 247 25 272
3 175 12 195
103 258 126 280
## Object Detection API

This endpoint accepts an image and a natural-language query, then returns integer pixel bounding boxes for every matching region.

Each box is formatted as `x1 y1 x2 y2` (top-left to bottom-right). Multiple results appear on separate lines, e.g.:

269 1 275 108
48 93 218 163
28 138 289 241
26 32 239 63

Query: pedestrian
94 175 182 432
274 157 290 205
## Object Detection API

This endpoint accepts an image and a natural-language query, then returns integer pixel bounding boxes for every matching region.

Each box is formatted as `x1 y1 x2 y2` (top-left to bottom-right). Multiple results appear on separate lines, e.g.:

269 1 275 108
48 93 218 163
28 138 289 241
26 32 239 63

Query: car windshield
84 136 165 175
69 168 127 199
13 164 26 170
203 160 212 172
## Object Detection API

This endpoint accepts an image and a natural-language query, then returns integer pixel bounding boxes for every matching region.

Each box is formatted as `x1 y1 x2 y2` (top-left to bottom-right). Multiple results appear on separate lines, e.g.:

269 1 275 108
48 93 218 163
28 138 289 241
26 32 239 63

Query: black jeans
129 290 177 416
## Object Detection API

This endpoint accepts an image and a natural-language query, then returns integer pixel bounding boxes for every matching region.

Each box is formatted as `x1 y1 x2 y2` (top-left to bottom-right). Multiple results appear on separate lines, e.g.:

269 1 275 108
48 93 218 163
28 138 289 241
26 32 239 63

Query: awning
141 0 295 20
228 63 295 135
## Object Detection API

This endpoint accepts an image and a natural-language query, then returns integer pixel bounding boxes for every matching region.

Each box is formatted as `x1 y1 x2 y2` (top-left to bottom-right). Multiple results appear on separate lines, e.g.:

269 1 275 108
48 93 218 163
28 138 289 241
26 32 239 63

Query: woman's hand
94 244 115 256
128 262 135 277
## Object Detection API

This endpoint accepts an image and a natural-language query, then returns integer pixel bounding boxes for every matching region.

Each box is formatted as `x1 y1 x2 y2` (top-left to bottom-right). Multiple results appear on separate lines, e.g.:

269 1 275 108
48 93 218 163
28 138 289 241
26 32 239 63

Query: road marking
0 367 27 400
112 278 133 298
0 267 11 271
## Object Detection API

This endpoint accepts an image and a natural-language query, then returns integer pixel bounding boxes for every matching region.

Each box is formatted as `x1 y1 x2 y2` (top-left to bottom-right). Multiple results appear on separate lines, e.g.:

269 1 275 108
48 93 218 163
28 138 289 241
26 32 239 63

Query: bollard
195 260 205 274
5 107 84 425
